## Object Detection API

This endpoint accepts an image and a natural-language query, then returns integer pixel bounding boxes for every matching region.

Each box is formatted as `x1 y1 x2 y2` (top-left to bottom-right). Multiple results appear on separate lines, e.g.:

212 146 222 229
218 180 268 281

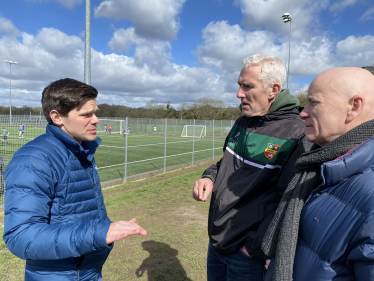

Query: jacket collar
321 136 374 187
46 124 101 161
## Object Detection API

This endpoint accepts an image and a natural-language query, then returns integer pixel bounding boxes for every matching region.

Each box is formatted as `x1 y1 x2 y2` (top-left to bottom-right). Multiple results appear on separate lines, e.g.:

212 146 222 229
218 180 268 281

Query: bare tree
294 89 308 107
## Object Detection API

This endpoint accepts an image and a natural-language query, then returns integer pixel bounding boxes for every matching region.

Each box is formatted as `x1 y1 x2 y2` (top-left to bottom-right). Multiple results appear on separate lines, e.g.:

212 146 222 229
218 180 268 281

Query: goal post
181 125 206 138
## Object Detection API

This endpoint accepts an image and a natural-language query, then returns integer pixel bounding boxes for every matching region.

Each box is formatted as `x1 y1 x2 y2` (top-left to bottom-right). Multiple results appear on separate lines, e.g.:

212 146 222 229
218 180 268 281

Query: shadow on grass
136 240 192 281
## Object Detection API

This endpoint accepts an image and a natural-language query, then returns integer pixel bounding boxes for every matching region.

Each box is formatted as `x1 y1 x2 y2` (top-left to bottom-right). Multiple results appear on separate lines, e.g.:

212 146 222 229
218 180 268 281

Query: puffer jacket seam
324 193 370 218
298 244 330 265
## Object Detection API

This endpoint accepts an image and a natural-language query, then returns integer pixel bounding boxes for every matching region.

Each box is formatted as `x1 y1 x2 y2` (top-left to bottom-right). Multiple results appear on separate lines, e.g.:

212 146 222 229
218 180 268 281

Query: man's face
60 98 100 144
237 65 273 117
300 77 349 147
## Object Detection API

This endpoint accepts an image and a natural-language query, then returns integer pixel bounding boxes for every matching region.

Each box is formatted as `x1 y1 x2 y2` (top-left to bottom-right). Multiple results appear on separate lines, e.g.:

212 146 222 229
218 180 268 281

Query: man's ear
346 95 364 123
49 110 64 126
269 82 281 99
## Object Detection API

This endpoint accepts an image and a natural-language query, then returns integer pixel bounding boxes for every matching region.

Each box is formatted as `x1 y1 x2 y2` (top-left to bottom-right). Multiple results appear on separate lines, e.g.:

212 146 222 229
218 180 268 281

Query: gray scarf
261 119 374 281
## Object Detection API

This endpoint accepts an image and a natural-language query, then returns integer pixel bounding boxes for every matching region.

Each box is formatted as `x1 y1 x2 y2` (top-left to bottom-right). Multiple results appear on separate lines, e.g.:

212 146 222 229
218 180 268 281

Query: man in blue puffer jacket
262 67 374 280
3 78 147 281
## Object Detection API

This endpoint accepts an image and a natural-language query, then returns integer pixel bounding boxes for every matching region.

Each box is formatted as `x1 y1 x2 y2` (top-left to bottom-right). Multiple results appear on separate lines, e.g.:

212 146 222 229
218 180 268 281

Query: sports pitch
95 132 225 182
0 125 225 183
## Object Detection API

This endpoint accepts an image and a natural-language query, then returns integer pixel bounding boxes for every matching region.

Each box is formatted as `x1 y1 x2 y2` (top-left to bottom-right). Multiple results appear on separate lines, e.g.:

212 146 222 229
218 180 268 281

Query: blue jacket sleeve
3 158 111 261
347 213 374 280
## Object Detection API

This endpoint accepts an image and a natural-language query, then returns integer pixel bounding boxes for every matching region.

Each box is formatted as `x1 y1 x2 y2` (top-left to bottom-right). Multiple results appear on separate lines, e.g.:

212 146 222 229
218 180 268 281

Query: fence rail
0 114 234 208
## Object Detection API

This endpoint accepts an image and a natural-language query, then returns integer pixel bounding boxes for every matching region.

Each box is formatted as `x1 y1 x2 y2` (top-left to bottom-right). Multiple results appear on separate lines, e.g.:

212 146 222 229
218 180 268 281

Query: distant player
22 124 25 138
127 126 130 135
109 124 112 134
104 125 108 135
19 124 24 139
123 126 126 137
2 128 9 146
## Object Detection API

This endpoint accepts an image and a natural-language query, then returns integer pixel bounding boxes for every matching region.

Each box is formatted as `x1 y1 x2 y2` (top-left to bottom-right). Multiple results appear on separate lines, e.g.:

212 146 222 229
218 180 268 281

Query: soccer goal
181 125 206 138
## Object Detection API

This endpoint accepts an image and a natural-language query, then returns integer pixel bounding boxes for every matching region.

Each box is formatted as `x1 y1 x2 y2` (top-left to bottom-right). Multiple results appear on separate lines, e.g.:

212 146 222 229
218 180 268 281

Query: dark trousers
207 242 265 281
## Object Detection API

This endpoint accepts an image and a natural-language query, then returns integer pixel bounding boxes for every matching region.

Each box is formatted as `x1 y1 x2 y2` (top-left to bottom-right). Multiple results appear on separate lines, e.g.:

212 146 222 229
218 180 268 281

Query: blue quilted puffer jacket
266 135 374 281
3 124 113 281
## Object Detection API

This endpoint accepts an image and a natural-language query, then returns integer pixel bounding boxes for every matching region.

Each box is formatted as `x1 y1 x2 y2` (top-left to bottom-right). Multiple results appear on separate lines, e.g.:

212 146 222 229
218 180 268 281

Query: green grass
0 123 225 183
0 163 214 281
95 133 224 182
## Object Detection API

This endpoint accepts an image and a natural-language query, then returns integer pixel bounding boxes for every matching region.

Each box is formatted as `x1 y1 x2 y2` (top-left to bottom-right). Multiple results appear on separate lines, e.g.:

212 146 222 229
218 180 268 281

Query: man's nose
299 108 309 120
92 114 100 124
237 87 245 99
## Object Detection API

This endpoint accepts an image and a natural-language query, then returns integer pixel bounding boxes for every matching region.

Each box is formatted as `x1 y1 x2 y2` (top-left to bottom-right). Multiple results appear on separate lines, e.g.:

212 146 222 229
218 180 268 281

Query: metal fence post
213 120 215 159
164 118 167 173
221 120 222 137
192 119 195 166
124 117 128 183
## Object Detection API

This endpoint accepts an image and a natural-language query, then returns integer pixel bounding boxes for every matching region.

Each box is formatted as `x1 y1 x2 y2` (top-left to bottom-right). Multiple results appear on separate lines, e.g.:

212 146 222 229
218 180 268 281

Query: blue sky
0 0 373 109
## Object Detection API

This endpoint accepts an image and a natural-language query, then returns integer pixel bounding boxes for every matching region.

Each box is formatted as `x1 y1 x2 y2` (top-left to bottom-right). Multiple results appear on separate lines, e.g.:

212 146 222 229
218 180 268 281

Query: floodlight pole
282 13 292 88
4 60 17 127
84 0 91 85
287 20 291 89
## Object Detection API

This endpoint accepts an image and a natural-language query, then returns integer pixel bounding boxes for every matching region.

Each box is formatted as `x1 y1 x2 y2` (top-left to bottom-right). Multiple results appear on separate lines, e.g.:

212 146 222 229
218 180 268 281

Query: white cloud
360 6 374 21
28 0 84 9
330 0 358 13
94 0 186 40
195 21 282 74
194 20 374 82
0 24 229 108
56 0 84 8
108 27 174 75
233 0 330 39
0 17 21 37
336 35 374 66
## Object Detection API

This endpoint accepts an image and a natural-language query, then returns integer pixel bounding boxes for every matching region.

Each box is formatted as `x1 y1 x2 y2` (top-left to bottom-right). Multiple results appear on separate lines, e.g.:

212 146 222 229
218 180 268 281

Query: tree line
0 99 242 120
0 94 308 120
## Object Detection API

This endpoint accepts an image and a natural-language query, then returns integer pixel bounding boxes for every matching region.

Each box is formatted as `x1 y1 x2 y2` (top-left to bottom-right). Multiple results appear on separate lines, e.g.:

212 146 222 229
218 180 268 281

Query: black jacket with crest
202 89 309 259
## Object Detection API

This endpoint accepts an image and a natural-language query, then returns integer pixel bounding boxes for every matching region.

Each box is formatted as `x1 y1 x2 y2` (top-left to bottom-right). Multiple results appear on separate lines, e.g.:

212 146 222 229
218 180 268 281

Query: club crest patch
264 143 281 160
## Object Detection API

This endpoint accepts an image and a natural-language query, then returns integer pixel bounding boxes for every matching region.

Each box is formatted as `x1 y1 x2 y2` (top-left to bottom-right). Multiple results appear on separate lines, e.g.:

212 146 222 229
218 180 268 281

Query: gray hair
242 54 287 89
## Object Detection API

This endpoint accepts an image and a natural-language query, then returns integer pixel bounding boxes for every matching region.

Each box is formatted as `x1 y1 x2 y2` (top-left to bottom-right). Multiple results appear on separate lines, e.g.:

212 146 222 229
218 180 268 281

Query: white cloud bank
0 22 226 108
94 0 187 40
1 0 374 109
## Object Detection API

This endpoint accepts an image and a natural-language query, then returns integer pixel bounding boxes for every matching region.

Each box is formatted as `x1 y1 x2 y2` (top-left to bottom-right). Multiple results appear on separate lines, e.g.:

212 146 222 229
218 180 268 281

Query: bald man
262 67 374 281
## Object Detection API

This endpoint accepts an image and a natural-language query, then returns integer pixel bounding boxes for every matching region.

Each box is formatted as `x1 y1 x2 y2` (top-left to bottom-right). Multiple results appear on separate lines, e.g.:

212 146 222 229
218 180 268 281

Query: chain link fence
0 114 234 209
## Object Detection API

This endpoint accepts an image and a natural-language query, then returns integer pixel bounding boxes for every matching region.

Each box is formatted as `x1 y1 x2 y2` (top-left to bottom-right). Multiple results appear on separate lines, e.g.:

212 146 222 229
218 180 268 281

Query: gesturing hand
192 178 213 202
106 218 147 244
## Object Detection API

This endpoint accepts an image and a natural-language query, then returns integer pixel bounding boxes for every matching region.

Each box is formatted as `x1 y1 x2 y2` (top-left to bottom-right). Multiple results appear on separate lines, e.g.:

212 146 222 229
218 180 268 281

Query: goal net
181 125 206 138
97 119 126 135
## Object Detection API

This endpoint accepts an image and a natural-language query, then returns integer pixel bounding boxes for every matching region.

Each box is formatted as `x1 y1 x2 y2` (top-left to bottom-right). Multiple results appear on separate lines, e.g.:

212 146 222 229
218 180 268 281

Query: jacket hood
268 88 300 113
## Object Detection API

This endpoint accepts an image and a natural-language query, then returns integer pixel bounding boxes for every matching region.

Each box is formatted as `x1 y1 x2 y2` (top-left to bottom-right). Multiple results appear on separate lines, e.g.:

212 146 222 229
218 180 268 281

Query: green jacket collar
268 89 299 113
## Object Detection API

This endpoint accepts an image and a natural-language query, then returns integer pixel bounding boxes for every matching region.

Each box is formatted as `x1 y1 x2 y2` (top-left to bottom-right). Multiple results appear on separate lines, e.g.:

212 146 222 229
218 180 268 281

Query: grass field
0 160 216 281
95 132 225 182
0 124 225 183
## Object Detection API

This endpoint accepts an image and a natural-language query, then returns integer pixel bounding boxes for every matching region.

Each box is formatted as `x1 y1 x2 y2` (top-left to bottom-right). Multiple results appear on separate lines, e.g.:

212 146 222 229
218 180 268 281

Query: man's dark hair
41 78 98 124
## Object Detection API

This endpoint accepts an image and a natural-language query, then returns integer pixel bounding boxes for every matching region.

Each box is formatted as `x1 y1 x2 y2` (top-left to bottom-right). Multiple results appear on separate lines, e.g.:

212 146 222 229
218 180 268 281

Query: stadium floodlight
282 13 292 88
4 60 17 127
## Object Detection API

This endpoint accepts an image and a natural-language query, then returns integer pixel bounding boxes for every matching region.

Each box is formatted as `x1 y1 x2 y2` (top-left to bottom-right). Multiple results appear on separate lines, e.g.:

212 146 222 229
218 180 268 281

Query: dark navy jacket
268 135 374 280
3 124 112 281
